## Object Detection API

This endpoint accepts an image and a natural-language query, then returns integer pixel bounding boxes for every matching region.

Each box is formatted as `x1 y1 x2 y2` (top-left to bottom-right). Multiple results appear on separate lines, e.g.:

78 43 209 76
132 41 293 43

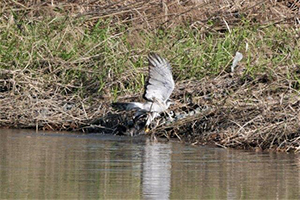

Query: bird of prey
112 53 175 132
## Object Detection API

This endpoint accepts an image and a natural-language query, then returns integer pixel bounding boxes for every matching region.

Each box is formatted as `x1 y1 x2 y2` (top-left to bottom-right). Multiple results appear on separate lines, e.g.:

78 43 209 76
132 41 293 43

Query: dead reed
155 65 300 152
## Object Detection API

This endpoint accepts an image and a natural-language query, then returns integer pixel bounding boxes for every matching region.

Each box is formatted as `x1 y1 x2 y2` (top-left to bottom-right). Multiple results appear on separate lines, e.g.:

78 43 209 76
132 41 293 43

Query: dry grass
154 65 300 152
1 0 299 28
0 68 108 130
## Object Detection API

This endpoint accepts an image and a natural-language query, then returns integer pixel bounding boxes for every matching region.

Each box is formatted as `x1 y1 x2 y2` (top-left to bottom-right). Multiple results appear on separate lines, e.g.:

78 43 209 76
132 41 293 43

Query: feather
143 53 175 102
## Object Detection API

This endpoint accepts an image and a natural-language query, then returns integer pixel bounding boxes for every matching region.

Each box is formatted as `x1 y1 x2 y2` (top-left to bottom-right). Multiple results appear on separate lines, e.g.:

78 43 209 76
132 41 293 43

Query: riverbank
0 0 299 152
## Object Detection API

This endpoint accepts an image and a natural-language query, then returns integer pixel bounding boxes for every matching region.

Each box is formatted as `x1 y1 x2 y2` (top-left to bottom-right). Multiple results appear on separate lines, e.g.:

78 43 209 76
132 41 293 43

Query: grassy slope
1 17 299 97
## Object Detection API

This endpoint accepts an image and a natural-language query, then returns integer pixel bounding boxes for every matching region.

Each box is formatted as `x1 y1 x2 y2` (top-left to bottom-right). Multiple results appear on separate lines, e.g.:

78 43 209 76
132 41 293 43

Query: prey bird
112 53 175 132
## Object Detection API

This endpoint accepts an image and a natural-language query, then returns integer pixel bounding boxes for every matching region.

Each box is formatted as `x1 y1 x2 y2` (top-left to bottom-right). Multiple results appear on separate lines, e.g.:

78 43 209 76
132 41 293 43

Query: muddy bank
1 65 300 152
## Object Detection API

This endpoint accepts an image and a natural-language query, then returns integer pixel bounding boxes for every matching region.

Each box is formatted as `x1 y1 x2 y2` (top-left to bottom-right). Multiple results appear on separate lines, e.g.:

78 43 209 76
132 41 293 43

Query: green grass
1 15 299 98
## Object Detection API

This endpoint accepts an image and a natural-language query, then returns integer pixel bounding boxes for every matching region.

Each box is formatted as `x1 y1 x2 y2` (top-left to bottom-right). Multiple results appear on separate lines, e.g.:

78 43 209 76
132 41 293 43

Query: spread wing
143 53 175 103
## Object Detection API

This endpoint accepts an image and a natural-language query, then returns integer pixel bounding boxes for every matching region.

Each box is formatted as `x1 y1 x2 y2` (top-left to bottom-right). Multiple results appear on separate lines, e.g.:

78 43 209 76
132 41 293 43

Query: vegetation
0 0 299 152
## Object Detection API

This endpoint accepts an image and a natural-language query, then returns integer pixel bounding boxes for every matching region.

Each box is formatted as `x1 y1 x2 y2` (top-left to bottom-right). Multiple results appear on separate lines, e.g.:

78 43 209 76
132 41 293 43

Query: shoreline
1 69 299 152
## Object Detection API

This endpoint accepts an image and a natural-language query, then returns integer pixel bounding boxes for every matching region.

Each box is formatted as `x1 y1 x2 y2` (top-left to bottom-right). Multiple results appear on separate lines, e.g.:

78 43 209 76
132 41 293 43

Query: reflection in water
0 129 300 199
142 139 171 200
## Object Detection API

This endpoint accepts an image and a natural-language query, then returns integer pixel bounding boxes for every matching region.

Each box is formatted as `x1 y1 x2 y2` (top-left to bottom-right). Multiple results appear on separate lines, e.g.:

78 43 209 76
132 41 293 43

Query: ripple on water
0 129 299 199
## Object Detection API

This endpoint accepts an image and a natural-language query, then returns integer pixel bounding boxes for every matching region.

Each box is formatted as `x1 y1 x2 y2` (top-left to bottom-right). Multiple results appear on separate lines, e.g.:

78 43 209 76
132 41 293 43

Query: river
0 129 299 199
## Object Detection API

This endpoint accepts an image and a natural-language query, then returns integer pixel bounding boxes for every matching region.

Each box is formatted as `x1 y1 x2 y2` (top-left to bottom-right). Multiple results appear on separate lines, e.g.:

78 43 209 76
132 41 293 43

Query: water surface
0 129 299 199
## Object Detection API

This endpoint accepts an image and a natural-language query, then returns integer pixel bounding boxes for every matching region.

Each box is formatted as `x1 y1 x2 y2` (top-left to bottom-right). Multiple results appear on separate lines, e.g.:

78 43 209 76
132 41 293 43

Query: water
0 129 300 199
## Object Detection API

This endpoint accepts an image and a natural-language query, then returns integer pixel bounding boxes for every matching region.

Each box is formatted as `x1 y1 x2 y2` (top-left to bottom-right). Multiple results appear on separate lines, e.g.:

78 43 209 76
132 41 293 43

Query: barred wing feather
143 53 175 103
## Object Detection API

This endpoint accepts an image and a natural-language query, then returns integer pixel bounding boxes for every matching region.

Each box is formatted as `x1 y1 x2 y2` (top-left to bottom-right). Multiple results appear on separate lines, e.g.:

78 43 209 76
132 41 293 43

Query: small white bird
112 53 175 132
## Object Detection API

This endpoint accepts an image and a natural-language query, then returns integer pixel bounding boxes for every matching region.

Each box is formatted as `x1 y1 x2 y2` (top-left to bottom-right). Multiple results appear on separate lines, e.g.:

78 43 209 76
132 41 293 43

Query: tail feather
111 102 143 111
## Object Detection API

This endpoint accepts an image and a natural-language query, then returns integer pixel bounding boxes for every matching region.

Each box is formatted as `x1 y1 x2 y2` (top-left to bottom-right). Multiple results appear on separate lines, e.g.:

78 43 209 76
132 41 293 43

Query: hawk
112 53 175 132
